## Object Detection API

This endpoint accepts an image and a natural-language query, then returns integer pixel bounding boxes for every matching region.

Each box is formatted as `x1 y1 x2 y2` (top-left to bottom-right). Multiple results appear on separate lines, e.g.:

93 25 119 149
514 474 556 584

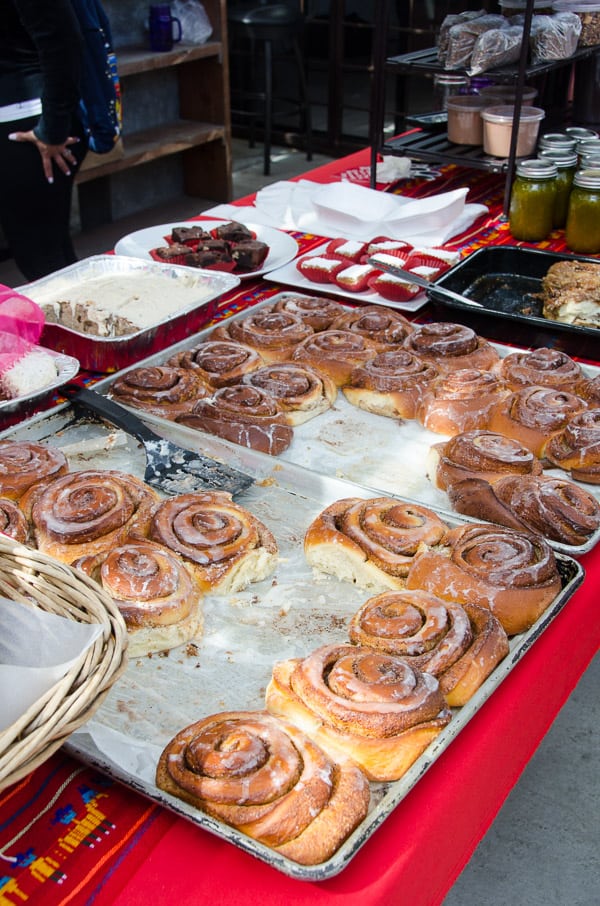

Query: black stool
228 2 313 176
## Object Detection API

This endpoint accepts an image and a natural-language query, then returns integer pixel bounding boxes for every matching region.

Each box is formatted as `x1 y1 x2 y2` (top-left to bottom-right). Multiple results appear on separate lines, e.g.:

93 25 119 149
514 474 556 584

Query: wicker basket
0 535 128 791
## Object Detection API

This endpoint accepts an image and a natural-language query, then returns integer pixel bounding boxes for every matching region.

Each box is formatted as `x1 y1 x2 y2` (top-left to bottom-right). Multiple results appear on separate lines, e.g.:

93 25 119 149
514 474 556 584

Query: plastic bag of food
444 14 508 70
437 9 487 64
530 12 581 61
171 0 212 45
469 25 524 75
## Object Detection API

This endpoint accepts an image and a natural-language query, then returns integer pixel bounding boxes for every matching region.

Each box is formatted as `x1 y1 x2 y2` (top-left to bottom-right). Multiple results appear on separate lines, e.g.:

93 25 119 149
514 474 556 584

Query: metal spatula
63 386 255 497
368 256 484 308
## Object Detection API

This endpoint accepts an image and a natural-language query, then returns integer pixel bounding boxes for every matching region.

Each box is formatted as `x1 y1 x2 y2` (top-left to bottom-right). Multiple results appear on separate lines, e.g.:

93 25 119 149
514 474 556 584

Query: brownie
231 239 269 270
212 220 254 242
170 226 212 244
154 243 192 259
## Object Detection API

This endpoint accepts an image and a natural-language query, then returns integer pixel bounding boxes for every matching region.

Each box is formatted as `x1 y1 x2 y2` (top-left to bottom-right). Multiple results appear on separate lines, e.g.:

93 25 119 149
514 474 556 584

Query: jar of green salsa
509 159 558 241
539 148 578 228
565 169 600 254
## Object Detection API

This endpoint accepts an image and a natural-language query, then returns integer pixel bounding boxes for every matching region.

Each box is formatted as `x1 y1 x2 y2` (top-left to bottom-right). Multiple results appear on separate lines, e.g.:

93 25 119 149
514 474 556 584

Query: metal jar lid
580 152 600 168
565 126 599 141
573 168 600 190
515 158 558 179
539 148 578 168
538 132 577 151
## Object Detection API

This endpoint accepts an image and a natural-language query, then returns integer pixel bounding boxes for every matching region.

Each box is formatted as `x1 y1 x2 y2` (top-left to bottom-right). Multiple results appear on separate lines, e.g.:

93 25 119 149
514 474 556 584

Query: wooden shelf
116 41 224 77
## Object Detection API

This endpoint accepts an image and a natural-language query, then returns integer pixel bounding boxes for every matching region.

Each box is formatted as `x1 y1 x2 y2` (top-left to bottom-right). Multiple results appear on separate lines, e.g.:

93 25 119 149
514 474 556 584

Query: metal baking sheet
0 406 584 881
19 255 240 373
89 294 600 557
427 246 600 359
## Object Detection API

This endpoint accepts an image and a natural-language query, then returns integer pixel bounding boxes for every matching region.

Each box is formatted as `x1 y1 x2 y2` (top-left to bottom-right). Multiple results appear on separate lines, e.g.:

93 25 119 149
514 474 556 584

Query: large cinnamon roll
578 374 600 408
166 340 264 388
406 522 562 635
402 322 500 374
0 497 29 544
543 408 600 484
304 496 448 589
109 365 207 419
21 469 160 564
265 644 451 781
493 347 586 393
0 439 68 501
176 384 294 455
417 368 510 436
348 589 509 707
74 540 204 656
329 305 415 350
156 709 370 865
271 293 345 331
291 329 379 386
210 306 314 363
428 430 544 492
447 474 600 547
488 385 588 458
342 349 439 420
241 362 337 425
148 491 278 593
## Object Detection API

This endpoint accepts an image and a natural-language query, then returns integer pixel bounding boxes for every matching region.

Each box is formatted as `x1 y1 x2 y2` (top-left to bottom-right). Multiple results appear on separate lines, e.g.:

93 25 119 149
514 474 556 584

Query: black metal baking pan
426 245 600 358
404 111 448 133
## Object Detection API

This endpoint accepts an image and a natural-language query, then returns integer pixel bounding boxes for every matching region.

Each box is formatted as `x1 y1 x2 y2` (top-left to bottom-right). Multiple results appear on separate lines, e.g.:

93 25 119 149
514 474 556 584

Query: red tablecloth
1 147 598 906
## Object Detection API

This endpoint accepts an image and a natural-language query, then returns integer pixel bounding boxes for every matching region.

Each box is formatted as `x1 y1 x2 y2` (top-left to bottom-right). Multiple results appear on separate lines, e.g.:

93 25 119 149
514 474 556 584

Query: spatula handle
62 385 160 445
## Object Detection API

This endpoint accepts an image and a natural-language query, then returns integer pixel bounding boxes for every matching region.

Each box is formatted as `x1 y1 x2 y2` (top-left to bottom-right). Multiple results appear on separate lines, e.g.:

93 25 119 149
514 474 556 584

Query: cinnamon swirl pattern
265 644 451 781
417 368 510 436
406 523 562 635
156 709 370 866
447 474 600 547
110 365 207 419
544 408 600 484
494 347 586 392
211 306 315 363
149 491 278 593
291 329 379 386
330 305 415 350
342 349 439 420
21 469 160 564
167 340 264 388
74 540 204 656
348 589 509 707
0 439 68 501
403 322 500 374
242 362 337 425
176 384 294 455
428 430 544 492
488 385 588 458
0 497 29 543
271 293 345 331
578 374 600 408
304 496 448 589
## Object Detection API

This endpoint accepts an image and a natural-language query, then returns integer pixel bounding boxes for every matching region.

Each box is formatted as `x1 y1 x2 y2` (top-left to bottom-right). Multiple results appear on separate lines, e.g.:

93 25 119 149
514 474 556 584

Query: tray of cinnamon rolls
0 371 585 878
88 293 600 558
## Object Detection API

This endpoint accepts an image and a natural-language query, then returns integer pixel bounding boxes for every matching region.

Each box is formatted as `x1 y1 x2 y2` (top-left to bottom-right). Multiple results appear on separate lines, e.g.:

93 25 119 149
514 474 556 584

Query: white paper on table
0 598 104 731
203 179 488 246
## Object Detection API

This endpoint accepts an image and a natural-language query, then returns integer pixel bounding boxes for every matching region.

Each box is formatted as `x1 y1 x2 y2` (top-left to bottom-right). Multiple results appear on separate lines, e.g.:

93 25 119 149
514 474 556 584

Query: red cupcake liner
325 237 368 262
368 272 422 303
296 253 346 283
334 263 378 293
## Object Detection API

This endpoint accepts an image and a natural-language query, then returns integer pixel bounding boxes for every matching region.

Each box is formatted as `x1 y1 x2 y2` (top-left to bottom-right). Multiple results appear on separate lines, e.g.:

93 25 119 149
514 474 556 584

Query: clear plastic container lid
480 105 545 124
552 1 600 11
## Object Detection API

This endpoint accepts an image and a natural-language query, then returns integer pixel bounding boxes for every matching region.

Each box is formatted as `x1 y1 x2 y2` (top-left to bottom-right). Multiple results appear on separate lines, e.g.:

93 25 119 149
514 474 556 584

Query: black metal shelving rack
369 0 600 216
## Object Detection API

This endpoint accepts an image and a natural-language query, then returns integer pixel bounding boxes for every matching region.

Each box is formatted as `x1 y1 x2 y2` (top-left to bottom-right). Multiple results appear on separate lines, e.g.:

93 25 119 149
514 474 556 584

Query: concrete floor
1 138 598 905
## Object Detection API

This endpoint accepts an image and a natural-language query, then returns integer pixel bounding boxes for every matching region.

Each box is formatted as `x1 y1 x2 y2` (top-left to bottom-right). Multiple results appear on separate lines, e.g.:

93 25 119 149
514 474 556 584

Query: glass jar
509 159 558 241
538 132 577 153
575 137 600 163
433 73 470 111
565 168 600 254
539 148 578 227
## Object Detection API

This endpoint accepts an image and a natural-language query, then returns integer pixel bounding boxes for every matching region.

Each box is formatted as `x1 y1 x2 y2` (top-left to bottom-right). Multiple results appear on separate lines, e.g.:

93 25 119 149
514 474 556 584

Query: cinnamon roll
271 293 345 331
74 540 204 656
342 349 439 420
493 347 586 393
156 709 370 865
402 322 500 374
488 385 588 458
348 589 509 707
21 469 160 564
447 474 600 547
304 496 448 590
543 408 600 484
241 362 337 425
148 491 278 593
176 384 294 455
166 340 264 388
265 643 451 781
406 522 562 635
211 306 314 363
291 329 379 386
0 497 29 544
417 368 510 436
578 374 600 408
0 439 68 501
329 305 415 350
110 365 207 419
428 430 544 492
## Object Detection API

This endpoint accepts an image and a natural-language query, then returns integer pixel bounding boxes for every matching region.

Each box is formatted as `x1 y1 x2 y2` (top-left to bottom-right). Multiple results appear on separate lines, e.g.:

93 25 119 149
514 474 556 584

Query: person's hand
8 129 80 183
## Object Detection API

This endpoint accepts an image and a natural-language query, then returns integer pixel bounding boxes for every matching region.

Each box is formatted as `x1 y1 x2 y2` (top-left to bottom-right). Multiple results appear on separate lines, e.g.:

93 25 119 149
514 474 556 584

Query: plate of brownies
114 219 299 279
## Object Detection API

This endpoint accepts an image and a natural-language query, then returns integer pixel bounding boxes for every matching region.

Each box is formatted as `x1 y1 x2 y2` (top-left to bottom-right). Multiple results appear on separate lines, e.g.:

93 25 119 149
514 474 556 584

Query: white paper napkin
203 179 488 246
0 598 104 731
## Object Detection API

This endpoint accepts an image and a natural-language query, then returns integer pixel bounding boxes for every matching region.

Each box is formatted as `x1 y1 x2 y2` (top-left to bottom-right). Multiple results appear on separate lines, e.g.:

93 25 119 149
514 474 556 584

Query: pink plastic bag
0 285 45 345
